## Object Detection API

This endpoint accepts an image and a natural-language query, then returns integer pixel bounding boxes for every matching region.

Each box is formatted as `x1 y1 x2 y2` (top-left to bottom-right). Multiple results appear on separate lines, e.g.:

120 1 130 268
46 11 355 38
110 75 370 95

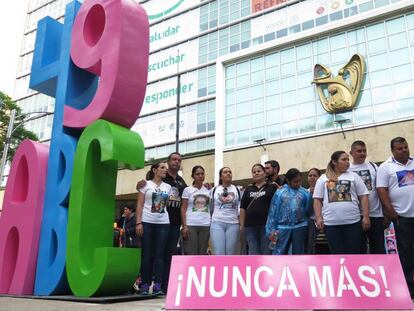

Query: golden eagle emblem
312 54 365 113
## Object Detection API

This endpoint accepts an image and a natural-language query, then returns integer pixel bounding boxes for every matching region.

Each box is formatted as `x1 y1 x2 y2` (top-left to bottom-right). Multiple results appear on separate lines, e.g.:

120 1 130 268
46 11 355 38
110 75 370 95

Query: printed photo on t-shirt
326 180 352 203
192 194 210 213
168 187 181 208
396 170 414 188
218 190 236 209
355 169 372 191
151 190 169 213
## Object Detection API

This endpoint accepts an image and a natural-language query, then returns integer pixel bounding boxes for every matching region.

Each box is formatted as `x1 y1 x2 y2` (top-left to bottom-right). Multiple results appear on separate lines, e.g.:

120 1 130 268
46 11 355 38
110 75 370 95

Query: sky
0 0 29 97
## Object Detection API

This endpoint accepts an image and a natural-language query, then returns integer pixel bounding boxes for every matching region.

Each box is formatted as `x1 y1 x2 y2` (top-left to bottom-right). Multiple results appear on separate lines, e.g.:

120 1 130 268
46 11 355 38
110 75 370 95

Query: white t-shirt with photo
350 162 383 217
211 185 240 224
140 180 171 224
377 157 414 217
313 172 369 226
182 185 211 226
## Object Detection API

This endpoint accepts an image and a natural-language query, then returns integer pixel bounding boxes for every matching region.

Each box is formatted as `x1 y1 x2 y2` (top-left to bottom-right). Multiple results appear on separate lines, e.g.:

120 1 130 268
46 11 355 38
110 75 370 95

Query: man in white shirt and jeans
350 140 385 254
377 137 414 297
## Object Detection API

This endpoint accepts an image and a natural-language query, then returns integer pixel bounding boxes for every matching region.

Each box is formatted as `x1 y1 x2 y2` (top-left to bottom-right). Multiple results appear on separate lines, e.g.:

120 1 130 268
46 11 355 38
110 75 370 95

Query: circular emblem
345 0 354 5
148 0 185 20
331 1 340 9
316 6 325 14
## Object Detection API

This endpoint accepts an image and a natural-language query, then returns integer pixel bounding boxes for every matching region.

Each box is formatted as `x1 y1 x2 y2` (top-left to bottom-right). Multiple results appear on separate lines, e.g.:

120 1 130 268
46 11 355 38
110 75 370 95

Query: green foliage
0 91 39 162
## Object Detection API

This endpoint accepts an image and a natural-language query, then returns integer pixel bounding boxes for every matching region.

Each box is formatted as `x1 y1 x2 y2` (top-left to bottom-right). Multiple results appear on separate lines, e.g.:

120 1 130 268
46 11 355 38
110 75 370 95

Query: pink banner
166 255 412 310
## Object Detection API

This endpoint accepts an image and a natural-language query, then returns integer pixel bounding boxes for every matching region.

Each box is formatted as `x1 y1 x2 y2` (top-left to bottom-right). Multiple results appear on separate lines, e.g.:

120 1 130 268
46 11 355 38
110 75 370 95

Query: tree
0 91 38 162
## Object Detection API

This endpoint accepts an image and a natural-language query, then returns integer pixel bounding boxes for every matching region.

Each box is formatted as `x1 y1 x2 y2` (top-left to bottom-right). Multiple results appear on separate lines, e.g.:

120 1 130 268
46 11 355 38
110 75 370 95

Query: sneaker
133 276 142 292
152 282 164 295
139 283 149 295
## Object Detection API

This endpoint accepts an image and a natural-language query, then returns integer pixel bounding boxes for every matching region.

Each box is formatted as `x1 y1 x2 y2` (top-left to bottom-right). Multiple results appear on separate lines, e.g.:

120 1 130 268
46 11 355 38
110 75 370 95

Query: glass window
371 69 391 87
237 61 249 75
386 16 406 35
366 22 385 40
236 101 249 116
282 120 298 137
267 124 281 139
330 33 347 50
388 32 408 50
251 84 264 99
374 0 389 7
390 49 410 66
330 11 343 22
266 80 280 96
317 114 334 130
368 53 389 71
316 15 329 26
302 20 314 31
265 67 279 80
282 105 297 121
331 48 348 64
368 38 387 54
297 58 312 73
266 109 281 125
280 48 295 63
251 113 264 127
359 1 374 13
374 102 395 121
236 129 249 144
392 64 412 83
281 76 296 91
251 127 265 141
299 117 316 134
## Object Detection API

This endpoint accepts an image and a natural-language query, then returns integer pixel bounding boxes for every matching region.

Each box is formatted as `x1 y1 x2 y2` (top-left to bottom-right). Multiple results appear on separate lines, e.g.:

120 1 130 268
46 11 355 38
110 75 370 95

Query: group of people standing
122 136 414 298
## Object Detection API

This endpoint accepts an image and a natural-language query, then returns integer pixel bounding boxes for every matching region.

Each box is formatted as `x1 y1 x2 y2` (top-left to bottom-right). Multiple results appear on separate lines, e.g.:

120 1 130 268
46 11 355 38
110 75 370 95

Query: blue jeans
210 221 239 255
272 226 308 255
244 225 271 255
324 221 363 254
394 216 414 296
141 222 169 285
162 224 180 291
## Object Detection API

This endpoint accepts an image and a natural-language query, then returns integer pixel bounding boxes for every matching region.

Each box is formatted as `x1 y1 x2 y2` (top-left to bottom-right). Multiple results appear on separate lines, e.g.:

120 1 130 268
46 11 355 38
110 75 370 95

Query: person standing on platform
266 168 311 255
181 165 211 255
135 162 171 295
349 140 385 254
377 137 414 298
264 160 284 187
306 168 323 254
240 163 276 254
313 151 370 254
210 167 241 255
136 152 187 293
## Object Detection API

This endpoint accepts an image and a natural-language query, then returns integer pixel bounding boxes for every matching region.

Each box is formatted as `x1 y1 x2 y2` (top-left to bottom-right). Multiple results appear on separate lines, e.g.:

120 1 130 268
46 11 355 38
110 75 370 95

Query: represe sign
166 255 412 310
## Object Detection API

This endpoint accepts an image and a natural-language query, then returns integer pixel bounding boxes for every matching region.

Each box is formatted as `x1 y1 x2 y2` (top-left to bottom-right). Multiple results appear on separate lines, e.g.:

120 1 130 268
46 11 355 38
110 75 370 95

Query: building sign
149 9 200 52
166 255 412 310
141 0 200 23
141 71 198 116
148 40 199 82
251 0 373 38
313 54 365 113
252 0 291 14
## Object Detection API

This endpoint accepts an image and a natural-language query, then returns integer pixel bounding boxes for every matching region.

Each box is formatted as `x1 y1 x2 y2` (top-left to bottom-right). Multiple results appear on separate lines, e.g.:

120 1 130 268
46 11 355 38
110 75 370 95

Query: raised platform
0 293 160 303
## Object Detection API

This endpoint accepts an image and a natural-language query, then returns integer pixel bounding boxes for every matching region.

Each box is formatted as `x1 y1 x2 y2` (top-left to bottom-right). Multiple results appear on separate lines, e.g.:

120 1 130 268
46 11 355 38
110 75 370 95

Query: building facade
10 0 414 201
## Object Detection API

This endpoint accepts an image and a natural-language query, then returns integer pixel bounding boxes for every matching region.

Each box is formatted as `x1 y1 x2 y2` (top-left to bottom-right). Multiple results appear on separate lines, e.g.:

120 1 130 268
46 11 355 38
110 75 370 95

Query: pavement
0 296 413 311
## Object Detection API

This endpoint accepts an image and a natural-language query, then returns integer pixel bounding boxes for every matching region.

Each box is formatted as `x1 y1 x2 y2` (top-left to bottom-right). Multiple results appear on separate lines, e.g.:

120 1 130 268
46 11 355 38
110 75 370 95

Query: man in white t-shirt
349 140 385 254
377 137 414 297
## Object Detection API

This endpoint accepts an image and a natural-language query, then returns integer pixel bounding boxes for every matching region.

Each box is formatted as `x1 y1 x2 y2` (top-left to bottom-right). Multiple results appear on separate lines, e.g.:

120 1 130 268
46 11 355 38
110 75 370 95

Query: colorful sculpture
0 0 149 297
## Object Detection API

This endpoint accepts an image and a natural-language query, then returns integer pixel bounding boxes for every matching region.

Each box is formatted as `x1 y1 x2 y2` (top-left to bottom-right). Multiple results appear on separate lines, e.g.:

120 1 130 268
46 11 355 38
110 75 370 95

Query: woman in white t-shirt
181 165 211 255
313 151 370 254
136 162 171 295
210 167 241 255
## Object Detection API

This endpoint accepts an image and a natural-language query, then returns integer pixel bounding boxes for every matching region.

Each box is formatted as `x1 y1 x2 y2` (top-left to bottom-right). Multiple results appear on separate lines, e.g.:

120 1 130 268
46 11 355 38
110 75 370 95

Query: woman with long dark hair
210 167 241 255
313 151 370 254
240 163 277 254
181 165 211 255
136 162 171 295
